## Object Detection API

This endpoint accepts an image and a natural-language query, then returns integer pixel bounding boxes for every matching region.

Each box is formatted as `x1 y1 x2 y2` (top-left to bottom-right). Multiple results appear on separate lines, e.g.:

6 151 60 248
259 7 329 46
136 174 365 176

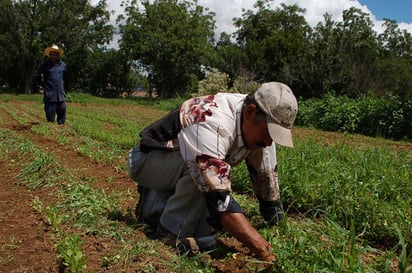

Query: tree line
1 0 411 99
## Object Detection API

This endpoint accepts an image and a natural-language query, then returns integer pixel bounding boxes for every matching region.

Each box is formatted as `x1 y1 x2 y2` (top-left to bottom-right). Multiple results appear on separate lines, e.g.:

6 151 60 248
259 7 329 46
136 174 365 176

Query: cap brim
267 122 294 147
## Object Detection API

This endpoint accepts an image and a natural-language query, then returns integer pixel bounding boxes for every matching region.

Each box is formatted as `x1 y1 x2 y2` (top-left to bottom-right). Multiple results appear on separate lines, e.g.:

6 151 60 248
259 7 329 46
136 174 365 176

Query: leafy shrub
297 94 412 141
197 68 230 96
196 69 260 96
231 76 260 94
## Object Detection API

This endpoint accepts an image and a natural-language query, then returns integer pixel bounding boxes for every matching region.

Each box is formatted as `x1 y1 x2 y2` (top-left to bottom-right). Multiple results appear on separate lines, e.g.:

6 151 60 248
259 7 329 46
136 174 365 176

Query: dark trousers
44 101 66 124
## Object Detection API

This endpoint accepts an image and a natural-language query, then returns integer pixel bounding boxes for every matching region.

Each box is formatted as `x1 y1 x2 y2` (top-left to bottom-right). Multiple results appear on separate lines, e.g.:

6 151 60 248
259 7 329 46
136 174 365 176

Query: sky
359 0 412 23
101 0 412 46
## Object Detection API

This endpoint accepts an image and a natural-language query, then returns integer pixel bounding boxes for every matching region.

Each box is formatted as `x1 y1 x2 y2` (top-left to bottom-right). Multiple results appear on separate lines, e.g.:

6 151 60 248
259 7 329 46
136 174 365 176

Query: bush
197 69 229 96
296 94 412 141
196 69 260 96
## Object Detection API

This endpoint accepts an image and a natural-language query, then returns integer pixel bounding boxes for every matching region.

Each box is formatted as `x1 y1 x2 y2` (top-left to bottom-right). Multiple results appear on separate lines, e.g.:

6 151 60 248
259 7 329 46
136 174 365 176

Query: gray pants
128 147 213 238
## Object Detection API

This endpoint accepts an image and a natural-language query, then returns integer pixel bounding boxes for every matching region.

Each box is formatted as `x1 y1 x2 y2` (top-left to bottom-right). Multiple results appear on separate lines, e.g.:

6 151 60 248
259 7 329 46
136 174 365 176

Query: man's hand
220 212 276 262
262 252 277 262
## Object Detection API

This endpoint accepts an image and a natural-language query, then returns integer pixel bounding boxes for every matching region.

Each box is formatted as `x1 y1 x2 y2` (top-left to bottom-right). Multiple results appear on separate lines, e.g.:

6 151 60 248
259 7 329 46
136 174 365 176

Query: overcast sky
100 0 412 46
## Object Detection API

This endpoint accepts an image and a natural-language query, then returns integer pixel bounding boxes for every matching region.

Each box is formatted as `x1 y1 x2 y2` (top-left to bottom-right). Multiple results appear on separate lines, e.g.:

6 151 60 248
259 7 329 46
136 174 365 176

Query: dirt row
0 102 256 273
0 104 142 272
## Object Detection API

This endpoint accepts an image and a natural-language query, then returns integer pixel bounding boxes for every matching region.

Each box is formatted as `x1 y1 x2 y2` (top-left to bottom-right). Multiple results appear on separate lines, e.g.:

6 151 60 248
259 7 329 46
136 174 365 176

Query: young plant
57 233 87 273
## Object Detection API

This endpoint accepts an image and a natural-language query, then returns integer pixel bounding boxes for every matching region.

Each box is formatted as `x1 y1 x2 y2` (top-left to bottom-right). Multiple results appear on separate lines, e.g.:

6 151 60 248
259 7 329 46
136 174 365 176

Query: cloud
197 0 412 35
96 0 412 46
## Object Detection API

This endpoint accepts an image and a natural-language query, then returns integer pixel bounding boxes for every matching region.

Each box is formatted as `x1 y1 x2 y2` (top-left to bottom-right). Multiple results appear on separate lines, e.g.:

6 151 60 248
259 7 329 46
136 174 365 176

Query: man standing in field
34 44 67 125
128 82 298 262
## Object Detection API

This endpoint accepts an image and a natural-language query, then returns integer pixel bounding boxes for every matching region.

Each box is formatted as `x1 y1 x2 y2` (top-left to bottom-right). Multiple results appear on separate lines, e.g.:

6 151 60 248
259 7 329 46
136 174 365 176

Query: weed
18 151 63 189
57 233 87 273
167 252 214 273
46 206 64 234
31 196 44 213
0 236 20 251
396 227 412 273
57 182 119 235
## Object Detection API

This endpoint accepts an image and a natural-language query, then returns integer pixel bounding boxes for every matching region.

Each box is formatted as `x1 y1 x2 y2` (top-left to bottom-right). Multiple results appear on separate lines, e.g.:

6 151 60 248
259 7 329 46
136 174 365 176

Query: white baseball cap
254 82 298 147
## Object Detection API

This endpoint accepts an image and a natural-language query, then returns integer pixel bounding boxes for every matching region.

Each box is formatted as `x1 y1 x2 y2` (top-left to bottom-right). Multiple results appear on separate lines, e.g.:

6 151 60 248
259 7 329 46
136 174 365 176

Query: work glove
258 198 284 226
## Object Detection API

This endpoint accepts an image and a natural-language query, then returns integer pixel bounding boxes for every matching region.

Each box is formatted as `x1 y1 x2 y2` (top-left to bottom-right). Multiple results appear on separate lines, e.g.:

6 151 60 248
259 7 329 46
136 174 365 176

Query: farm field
0 93 411 273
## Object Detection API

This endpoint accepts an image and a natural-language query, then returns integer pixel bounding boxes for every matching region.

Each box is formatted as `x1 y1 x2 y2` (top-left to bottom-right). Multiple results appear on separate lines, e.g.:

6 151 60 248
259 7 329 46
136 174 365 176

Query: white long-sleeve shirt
178 93 280 202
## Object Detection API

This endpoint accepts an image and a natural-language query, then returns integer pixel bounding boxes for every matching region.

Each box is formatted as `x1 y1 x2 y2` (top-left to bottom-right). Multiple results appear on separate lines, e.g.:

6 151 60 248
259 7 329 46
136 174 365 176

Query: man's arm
34 61 47 91
220 212 276 262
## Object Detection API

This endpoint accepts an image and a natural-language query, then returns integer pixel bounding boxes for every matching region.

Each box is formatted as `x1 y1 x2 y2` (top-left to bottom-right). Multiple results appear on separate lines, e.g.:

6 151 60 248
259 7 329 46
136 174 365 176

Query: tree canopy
233 2 312 97
118 0 216 97
0 0 411 99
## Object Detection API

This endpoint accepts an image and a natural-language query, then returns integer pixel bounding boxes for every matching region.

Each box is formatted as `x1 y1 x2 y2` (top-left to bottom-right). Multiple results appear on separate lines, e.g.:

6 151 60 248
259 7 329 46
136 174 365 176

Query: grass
0 92 411 272
277 138 411 248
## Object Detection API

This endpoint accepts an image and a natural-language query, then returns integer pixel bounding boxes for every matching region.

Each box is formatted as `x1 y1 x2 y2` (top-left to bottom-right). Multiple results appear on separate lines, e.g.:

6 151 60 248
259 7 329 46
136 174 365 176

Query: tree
378 19 412 58
376 19 412 98
305 8 411 98
81 49 136 97
118 0 216 98
303 14 344 97
214 32 248 85
337 7 379 96
0 0 113 94
233 0 311 96
0 0 40 92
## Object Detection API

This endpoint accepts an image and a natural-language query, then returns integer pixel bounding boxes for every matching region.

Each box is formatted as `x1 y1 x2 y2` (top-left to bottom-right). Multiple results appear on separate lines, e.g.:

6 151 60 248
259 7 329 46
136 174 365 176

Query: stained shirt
178 93 280 203
34 59 67 102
